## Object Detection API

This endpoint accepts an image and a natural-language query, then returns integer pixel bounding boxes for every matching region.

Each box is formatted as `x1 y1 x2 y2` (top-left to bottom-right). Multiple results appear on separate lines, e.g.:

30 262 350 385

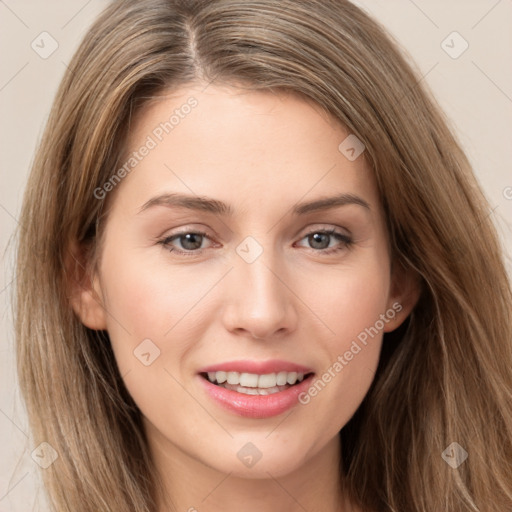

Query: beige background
1 1 511 510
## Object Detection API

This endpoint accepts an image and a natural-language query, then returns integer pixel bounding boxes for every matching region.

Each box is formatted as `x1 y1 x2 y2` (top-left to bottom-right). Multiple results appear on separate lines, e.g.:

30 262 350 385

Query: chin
200 433 318 479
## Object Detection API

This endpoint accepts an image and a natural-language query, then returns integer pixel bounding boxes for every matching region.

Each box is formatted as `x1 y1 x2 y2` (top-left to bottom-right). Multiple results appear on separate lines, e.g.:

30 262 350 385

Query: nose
221 254 298 340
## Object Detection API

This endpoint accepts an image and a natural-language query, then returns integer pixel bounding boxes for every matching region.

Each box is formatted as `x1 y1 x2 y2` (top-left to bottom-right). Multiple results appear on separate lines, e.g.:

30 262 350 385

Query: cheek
293 255 390 429
97 251 219 433
100 246 222 348
296 249 391 345
97 245 232 421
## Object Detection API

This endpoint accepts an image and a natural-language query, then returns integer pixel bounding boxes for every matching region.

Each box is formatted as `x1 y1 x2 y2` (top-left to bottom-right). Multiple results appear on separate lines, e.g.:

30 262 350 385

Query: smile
197 360 315 418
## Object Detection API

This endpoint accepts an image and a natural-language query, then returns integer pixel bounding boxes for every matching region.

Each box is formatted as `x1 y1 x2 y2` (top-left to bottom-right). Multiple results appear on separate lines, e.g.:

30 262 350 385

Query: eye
157 227 353 257
295 228 353 254
158 230 213 255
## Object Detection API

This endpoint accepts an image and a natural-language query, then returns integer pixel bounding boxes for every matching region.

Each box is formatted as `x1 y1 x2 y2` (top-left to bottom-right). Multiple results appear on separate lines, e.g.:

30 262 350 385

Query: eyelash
157 228 353 257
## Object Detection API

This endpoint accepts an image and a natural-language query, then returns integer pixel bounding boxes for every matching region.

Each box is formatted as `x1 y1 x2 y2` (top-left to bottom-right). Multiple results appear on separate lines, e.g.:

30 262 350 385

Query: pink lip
197 360 315 419
198 359 313 374
198 373 315 419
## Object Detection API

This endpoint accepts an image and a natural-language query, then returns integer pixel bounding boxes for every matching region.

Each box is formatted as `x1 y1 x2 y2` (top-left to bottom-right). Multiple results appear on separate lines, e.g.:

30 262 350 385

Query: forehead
112 83 379 217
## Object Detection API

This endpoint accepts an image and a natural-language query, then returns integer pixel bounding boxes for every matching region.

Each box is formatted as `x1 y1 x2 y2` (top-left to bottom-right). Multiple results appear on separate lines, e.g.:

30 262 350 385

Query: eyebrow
137 192 370 216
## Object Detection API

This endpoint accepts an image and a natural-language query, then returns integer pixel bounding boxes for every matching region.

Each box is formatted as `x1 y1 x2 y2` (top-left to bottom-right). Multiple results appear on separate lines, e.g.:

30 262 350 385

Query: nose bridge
222 240 297 338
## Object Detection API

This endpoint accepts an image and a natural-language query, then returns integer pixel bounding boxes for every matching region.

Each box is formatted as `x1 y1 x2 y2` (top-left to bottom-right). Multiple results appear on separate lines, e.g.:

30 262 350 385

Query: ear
383 260 421 333
65 241 108 330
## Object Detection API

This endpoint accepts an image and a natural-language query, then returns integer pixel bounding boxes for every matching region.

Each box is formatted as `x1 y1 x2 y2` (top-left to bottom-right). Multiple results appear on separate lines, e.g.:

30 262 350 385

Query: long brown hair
15 0 512 510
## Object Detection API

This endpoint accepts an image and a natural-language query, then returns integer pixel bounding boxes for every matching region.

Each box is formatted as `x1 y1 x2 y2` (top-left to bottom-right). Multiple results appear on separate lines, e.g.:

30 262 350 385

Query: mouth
199 370 313 396
197 362 316 418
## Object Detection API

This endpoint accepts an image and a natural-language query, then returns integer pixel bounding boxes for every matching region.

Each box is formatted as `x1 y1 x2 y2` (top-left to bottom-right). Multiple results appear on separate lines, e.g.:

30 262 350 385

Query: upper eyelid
162 222 351 237
162 226 349 240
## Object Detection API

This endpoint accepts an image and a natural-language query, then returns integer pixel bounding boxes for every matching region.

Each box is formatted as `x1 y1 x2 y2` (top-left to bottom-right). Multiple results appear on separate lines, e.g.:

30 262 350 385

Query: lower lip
198 374 315 419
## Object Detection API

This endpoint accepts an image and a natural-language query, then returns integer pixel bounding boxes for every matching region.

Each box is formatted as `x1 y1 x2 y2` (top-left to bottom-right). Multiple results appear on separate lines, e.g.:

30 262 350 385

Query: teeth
226 372 239 385
258 373 277 388
276 371 288 385
205 370 307 387
239 373 259 387
220 382 288 395
286 372 297 385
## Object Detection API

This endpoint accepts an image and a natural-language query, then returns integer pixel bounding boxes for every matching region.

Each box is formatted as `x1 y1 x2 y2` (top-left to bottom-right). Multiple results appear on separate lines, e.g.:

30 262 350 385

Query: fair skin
71 83 418 512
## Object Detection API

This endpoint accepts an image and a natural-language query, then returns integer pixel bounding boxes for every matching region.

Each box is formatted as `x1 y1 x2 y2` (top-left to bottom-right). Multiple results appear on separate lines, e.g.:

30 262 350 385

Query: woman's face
78 83 413 479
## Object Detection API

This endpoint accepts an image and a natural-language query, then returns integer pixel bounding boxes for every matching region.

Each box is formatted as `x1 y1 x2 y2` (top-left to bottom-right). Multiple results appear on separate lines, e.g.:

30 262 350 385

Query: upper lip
198 359 314 375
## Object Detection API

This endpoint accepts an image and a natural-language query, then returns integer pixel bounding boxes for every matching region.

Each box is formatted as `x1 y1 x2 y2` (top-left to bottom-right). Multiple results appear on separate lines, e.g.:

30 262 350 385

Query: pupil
309 233 329 249
182 233 202 250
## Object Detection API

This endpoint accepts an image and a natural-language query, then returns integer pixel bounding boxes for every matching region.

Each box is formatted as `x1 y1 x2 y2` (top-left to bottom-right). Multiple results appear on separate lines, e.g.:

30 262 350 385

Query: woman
15 0 512 510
